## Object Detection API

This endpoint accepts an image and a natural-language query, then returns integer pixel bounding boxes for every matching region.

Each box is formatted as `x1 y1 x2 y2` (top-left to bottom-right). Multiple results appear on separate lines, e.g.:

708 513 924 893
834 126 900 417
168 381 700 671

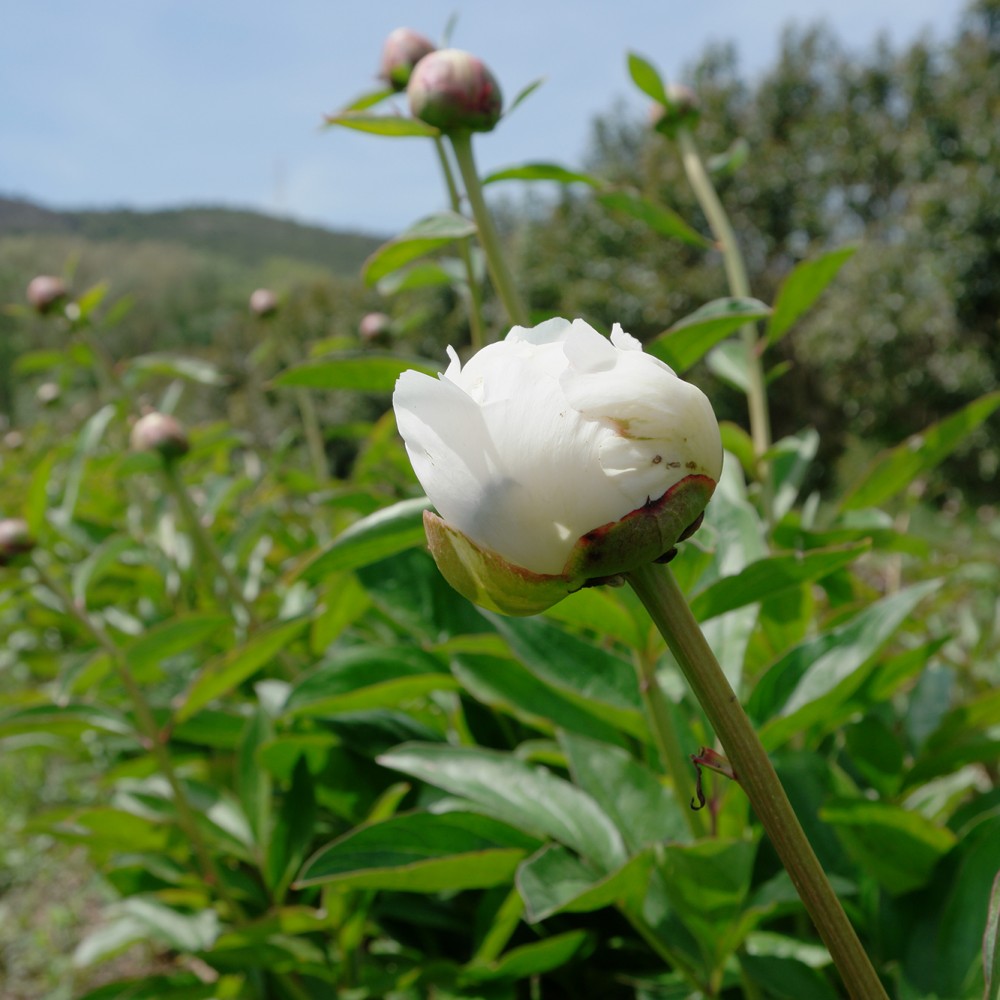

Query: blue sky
2 1 969 236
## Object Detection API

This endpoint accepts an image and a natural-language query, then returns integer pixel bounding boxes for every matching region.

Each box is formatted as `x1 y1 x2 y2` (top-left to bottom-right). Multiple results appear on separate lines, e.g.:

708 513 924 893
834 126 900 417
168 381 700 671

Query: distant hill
0 196 384 276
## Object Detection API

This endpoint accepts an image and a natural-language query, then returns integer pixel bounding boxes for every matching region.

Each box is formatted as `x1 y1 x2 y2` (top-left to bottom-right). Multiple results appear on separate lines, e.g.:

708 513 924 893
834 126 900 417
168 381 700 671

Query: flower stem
634 649 706 839
448 131 530 328
433 136 488 349
626 562 888 1000
31 556 244 920
675 127 773 521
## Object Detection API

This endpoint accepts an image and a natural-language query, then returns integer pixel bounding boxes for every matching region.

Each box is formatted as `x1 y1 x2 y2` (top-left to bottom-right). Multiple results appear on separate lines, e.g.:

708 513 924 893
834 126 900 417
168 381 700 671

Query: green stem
32 557 243 920
273 327 327 482
161 459 255 626
448 131 530 328
634 649 706 839
626 562 888 1000
675 127 773 521
433 137 487 349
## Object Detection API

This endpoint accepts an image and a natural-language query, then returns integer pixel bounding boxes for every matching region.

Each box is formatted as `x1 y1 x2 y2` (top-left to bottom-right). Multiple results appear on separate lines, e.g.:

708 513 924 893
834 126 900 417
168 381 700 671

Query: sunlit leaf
323 111 440 137
767 246 857 344
273 353 440 392
648 297 770 371
483 162 602 187
597 190 711 247
626 52 669 104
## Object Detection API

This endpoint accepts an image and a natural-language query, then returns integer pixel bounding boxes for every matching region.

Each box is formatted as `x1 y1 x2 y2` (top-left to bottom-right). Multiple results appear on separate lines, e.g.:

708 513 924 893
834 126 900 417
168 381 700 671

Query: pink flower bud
249 288 278 317
408 49 503 134
130 412 190 460
36 382 61 407
359 311 393 344
379 27 436 92
0 518 34 566
26 275 68 315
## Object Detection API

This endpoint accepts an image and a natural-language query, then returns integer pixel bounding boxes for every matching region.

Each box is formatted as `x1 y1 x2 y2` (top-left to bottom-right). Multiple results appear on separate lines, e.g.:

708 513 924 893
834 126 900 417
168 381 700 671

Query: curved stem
448 131 530 328
32 557 244 921
433 137 487 349
676 128 773 521
634 649 706 839
626 562 888 1000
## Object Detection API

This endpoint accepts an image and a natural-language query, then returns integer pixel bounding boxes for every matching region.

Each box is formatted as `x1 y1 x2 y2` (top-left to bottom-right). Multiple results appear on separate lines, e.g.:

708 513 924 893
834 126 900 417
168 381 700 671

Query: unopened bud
408 48 502 134
3 431 24 451
26 275 68 315
650 83 701 137
130 412 190 460
379 27 435 92
36 382 61 407
359 311 393 344
0 518 34 566
249 288 278 317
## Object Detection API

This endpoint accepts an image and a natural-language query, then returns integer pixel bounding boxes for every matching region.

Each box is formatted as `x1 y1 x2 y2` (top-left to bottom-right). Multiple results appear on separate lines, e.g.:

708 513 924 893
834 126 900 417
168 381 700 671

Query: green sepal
424 475 717 616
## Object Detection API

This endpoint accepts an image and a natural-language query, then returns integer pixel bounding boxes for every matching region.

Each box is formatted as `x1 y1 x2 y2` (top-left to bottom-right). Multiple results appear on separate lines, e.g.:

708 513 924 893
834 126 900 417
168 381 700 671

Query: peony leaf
626 52 669 105
648 297 771 371
841 390 1000 510
767 246 857 345
985 870 1000 1000
273 353 440 392
362 211 477 284
323 111 440 137
597 189 711 247
505 76 545 117
483 162 602 187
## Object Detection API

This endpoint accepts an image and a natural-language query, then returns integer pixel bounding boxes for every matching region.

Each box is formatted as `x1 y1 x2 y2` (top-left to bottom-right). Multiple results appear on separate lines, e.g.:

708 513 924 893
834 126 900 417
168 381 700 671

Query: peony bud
0 518 34 566
393 318 722 615
26 275 68 315
408 48 502 134
651 83 701 137
249 288 278 317
130 411 190 460
359 311 393 344
36 382 61 407
379 27 436 92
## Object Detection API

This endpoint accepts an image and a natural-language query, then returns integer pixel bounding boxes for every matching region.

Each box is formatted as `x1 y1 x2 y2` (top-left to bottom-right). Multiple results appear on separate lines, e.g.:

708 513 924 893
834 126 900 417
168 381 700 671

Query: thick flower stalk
393 318 722 614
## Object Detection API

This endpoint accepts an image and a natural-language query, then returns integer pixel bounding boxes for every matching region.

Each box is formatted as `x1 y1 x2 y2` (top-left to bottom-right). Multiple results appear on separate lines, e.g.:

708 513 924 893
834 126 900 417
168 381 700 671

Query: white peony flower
393 317 723 613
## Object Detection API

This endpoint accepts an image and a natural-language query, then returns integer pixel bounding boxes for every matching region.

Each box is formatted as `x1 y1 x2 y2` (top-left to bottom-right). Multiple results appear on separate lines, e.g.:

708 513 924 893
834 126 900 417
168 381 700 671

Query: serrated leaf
483 162 602 187
378 743 626 871
648 298 770 371
597 190 710 247
297 811 537 890
842 391 1000 510
324 111 440 137
627 52 669 104
767 246 856 344
273 353 440 392
296 497 432 582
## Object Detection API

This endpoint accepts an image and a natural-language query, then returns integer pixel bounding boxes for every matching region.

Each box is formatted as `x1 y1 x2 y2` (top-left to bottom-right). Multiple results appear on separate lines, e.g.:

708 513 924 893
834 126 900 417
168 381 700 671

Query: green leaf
819 798 956 895
483 162 602 187
705 340 750 392
58 403 116 520
377 260 462 295
490 615 645 738
324 111 440 137
284 645 456 717
689 542 869 622
119 897 219 953
266 757 317 900
74 974 218 1000
362 212 477 284
842 391 1000 510
72 534 145 606
451 652 630 747
462 930 590 983
273 353 440 392
766 246 857 344
751 581 940 748
296 497 432 581
174 617 309 722
984 870 1000 1000
516 845 653 923
237 706 274 852
12 349 69 375
297 811 537 890
0 702 134 739
739 953 839 1000
596 189 711 248
559 731 692 851
626 52 669 104
648 298 770 372
378 743 626 871
505 76 545 117
124 614 231 680
125 353 227 386
338 87 394 113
